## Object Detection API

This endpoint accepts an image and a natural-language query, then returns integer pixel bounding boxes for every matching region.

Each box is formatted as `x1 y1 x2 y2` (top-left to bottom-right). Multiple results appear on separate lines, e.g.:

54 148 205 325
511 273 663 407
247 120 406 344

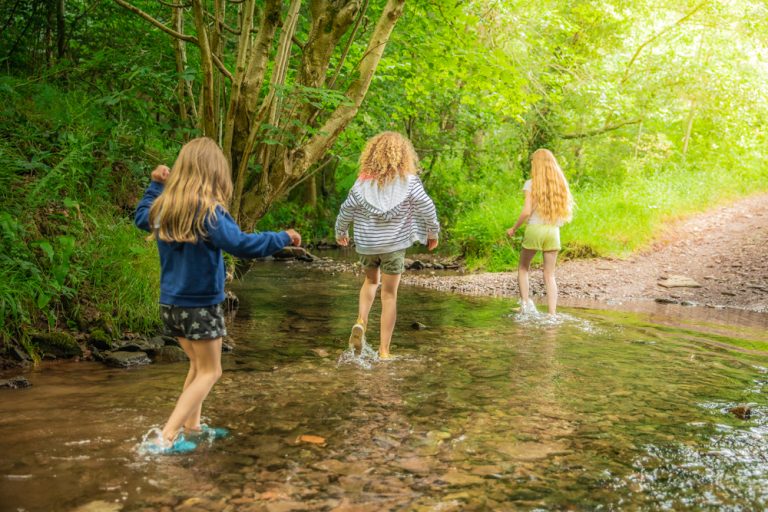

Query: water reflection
0 261 767 511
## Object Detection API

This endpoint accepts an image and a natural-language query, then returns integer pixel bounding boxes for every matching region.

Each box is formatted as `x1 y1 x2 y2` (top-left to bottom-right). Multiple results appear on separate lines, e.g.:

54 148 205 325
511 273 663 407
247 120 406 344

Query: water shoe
143 434 197 455
348 323 365 354
189 424 230 440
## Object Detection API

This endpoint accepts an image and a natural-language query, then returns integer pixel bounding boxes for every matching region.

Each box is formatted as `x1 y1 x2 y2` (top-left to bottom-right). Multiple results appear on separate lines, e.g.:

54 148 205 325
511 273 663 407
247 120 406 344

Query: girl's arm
411 177 440 244
335 193 358 245
134 165 170 232
207 210 296 258
506 190 533 237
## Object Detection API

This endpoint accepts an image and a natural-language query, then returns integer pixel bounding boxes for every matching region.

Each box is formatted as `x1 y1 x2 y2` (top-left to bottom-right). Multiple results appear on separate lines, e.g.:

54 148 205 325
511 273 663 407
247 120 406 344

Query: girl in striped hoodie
335 132 440 359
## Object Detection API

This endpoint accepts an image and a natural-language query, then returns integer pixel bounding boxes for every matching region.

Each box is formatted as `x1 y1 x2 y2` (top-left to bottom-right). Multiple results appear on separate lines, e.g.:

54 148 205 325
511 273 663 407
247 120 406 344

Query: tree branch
328 0 368 89
113 0 197 42
157 0 192 8
620 1 709 85
113 0 232 81
561 119 642 139
291 0 405 177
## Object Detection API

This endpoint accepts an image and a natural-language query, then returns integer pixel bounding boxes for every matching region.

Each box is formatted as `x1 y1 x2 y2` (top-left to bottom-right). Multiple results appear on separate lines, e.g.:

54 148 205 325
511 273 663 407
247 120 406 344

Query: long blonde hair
530 148 573 224
358 131 419 185
149 137 233 243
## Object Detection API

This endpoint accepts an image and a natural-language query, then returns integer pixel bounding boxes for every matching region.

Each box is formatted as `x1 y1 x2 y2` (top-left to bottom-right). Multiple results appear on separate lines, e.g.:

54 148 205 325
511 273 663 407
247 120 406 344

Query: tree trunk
56 0 65 59
238 0 405 225
115 0 406 229
682 100 696 155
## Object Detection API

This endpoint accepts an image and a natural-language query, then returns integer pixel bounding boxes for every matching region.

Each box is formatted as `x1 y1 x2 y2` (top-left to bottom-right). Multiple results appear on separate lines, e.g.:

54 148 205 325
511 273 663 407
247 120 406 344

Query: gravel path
403 193 768 313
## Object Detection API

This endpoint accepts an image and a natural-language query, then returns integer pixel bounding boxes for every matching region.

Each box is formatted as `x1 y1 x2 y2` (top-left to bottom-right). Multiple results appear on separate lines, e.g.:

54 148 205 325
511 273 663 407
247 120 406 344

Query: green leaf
36 241 54 262
37 292 52 309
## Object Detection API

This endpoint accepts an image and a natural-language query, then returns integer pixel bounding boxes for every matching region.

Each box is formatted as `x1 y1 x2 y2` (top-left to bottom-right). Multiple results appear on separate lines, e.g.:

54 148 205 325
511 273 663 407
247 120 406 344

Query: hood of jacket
352 176 413 220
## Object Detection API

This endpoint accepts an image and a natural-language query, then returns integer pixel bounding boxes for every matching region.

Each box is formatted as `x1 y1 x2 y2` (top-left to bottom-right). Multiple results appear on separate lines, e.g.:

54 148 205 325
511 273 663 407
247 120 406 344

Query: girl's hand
285 229 302 247
506 227 516 237
151 165 170 183
427 238 438 251
337 236 349 247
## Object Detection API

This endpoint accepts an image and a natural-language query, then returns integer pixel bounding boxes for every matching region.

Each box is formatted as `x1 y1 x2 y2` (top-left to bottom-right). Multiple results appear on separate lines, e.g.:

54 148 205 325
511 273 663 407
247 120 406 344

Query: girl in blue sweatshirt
135 137 300 454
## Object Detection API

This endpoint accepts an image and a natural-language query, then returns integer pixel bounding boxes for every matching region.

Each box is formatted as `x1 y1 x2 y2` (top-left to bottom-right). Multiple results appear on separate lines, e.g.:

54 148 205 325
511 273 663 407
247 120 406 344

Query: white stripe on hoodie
335 175 440 255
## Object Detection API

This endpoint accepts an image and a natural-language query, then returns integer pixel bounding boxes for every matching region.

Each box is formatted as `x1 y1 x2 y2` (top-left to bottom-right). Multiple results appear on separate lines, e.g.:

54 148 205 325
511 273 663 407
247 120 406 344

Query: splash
509 300 601 333
336 339 382 369
136 427 165 456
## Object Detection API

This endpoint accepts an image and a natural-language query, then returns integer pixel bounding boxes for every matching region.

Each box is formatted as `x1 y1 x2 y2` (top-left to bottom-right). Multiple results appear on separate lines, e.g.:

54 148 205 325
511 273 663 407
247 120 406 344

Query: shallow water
2 261 768 511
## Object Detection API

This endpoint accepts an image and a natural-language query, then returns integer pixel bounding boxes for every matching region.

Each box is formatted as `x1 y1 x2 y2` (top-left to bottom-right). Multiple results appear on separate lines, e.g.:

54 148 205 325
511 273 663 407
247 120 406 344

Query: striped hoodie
335 175 440 255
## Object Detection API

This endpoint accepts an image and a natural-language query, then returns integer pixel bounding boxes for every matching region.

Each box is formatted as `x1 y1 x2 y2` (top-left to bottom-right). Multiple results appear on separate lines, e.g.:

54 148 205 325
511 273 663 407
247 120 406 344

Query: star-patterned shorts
159 303 228 341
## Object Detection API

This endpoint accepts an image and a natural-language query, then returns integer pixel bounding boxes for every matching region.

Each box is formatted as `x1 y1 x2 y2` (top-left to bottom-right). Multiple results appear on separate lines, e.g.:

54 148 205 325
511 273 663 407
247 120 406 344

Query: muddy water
2 261 768 511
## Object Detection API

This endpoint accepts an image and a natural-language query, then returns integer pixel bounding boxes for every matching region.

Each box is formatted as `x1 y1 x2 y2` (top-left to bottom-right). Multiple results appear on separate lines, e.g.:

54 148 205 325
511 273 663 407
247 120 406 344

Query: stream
2 260 768 511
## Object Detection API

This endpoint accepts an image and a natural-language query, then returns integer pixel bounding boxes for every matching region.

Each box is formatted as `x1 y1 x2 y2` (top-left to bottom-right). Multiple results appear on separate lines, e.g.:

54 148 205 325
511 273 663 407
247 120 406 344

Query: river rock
87 328 113 350
273 246 312 260
90 347 106 362
104 351 151 368
728 405 752 419
152 345 188 363
161 335 181 347
72 500 122 512
396 457 431 474
409 260 425 270
7 345 31 363
411 322 428 330
310 348 330 358
438 470 485 487
0 376 31 389
31 332 82 359
117 336 164 354
496 441 566 461
658 275 702 288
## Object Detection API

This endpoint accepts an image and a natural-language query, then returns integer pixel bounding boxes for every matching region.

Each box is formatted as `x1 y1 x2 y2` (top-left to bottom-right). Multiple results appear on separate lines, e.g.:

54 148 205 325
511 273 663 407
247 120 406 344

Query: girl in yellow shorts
506 149 573 315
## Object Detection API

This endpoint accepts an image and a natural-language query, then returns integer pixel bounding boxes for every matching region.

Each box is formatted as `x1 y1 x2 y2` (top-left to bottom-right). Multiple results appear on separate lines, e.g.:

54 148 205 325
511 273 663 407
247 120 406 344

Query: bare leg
177 338 203 431
161 338 222 443
357 267 380 327
379 272 402 358
518 248 537 305
542 250 559 315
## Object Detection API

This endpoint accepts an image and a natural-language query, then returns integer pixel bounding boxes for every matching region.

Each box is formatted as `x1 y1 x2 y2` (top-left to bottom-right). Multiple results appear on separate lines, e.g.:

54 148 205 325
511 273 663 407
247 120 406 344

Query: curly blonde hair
358 131 419 185
149 137 233 242
530 148 573 225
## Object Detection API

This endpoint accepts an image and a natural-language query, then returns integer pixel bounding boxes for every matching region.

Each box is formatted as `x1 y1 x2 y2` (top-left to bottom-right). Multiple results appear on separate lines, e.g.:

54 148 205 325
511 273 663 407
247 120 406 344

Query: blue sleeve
134 181 164 232
207 209 292 259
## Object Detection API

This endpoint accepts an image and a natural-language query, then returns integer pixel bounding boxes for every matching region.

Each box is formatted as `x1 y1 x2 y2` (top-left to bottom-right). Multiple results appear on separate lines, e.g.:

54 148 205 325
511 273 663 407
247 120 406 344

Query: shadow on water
1 261 768 511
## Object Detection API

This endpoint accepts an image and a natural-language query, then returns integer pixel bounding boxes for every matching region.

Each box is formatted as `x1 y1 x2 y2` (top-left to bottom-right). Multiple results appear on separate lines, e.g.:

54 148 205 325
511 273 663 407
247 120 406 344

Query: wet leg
518 249 537 306
379 272 401 358
542 250 559 315
161 338 222 443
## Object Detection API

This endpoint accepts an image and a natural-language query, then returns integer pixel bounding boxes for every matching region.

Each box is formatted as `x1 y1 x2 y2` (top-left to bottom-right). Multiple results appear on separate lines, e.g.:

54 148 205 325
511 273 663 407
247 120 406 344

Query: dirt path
404 193 768 313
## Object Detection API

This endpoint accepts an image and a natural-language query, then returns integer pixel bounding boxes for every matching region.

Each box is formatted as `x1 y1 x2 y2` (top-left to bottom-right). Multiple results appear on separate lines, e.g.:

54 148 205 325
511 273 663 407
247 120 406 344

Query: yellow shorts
522 224 561 252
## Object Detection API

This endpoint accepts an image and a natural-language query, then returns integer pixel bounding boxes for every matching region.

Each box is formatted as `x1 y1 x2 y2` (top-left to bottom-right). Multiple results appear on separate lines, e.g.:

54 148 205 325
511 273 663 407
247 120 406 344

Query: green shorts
359 249 407 275
522 224 561 252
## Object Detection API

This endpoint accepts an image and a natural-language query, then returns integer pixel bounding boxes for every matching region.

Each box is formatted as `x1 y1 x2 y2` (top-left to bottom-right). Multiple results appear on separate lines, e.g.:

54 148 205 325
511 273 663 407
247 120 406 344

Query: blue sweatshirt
134 181 292 307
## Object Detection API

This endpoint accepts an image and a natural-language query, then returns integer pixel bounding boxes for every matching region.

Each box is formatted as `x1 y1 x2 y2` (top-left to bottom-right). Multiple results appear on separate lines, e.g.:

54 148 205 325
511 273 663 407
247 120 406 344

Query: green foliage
0 76 165 350
1 0 767 360
334 0 768 270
